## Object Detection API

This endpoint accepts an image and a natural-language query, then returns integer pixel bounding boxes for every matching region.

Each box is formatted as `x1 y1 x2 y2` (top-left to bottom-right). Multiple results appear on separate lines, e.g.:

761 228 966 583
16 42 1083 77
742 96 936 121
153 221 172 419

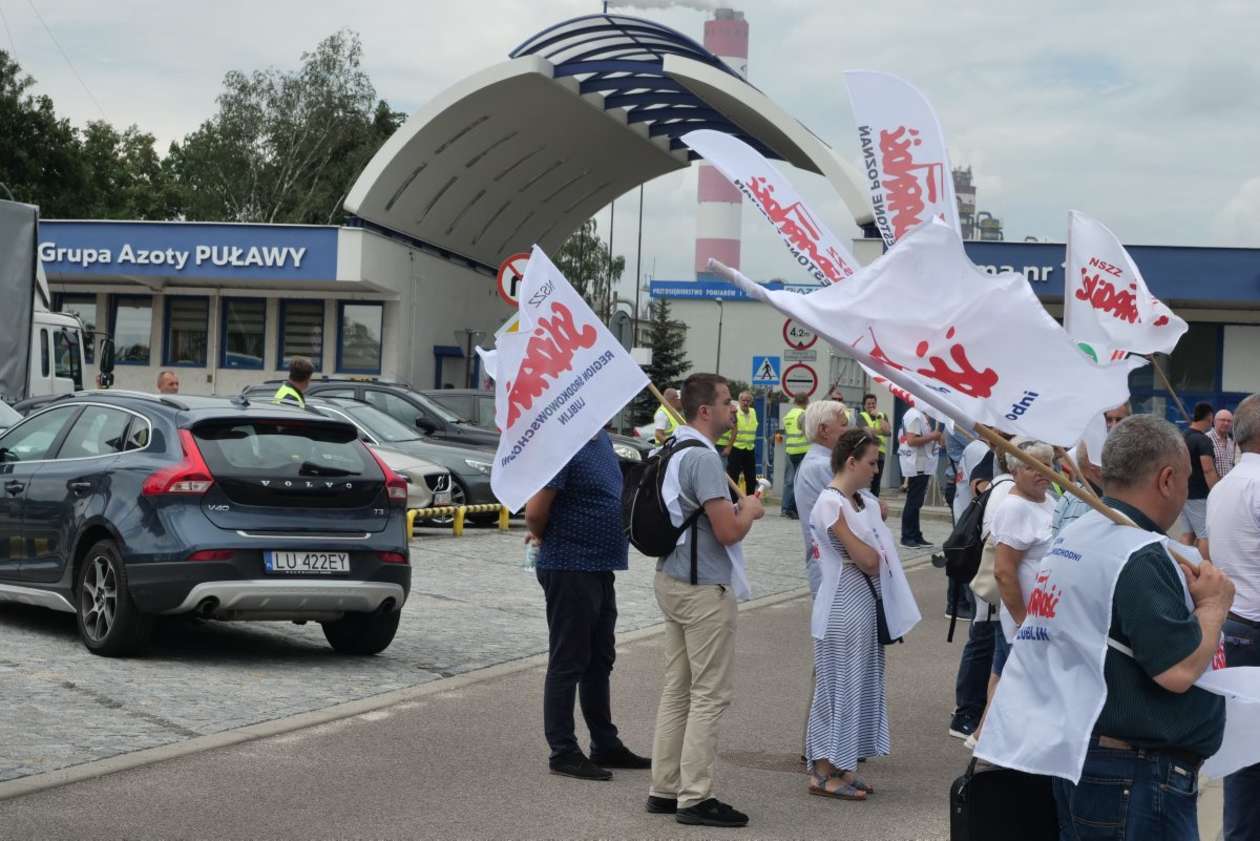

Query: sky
4 0 1259 295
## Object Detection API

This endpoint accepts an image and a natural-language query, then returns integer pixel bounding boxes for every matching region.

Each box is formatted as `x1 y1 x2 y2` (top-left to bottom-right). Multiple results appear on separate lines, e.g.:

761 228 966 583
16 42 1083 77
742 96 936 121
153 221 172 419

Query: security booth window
279 300 324 371
110 296 153 365
164 297 209 366
54 294 97 363
337 302 383 374
221 298 266 370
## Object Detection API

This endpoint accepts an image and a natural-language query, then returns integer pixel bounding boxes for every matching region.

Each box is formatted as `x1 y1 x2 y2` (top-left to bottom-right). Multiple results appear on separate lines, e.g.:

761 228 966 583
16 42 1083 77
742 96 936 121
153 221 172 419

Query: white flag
844 70 961 247
487 246 648 511
681 129 859 284
709 222 1132 447
1064 210 1188 363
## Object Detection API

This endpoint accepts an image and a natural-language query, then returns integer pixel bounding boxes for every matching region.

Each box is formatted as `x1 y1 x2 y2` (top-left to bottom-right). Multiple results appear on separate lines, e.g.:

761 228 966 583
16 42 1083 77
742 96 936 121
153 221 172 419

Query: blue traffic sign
751 355 781 386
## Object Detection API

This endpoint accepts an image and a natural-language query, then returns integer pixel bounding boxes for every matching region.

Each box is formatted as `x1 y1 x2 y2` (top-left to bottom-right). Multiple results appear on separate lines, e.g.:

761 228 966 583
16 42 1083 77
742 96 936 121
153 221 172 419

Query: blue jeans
1053 744 1200 840
1224 617 1260 841
900 474 929 543
954 612 995 725
781 453 804 515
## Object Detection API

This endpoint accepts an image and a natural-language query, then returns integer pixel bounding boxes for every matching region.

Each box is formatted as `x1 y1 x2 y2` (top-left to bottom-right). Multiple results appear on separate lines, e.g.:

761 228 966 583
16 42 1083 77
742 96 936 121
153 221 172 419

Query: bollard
498 505 510 531
407 508 418 540
453 506 466 537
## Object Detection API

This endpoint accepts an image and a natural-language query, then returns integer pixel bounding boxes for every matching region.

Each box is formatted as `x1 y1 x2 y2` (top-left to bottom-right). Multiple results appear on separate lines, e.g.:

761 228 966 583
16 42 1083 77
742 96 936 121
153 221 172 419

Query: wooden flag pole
1146 354 1193 425
647 382 746 498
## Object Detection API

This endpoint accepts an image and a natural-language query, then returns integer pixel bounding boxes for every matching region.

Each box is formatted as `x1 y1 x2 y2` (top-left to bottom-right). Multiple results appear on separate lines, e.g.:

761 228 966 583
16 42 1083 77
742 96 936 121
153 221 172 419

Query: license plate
433 490 452 506
264 551 350 574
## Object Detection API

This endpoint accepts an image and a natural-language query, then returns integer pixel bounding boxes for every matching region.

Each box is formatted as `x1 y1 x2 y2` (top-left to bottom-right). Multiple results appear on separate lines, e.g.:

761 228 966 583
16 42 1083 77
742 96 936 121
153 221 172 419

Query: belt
1091 735 1203 769
1228 611 1260 629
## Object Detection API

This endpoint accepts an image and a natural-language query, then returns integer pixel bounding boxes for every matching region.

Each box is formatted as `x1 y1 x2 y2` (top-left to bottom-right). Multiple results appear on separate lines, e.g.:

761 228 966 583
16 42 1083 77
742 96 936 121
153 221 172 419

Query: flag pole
648 382 746 498
1145 354 1193 425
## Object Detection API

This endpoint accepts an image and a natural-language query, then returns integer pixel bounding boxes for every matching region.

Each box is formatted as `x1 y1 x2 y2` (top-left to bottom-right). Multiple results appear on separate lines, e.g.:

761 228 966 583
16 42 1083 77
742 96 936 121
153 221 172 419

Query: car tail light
366 447 408 507
142 429 213 496
377 551 408 565
187 549 232 562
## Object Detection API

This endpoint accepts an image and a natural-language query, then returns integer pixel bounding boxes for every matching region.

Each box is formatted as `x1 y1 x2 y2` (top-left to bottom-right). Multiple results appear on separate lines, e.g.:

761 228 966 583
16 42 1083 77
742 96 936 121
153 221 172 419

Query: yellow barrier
407 504 511 538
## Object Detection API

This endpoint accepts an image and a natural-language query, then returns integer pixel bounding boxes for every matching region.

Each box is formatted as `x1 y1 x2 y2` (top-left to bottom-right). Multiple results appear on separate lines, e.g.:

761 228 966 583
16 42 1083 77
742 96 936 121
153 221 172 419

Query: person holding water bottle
524 431 652 782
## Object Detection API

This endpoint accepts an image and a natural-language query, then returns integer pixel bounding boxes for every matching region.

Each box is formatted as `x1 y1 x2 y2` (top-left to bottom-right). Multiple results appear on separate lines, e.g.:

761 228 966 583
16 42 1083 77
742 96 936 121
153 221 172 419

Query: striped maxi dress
805 487 891 770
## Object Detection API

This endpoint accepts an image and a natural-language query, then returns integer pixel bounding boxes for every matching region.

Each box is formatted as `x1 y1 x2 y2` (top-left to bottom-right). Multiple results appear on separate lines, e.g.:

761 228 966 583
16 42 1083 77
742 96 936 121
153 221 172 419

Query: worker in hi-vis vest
273 357 315 408
724 390 759 495
856 392 892 496
715 399 738 468
776 393 810 519
653 387 683 445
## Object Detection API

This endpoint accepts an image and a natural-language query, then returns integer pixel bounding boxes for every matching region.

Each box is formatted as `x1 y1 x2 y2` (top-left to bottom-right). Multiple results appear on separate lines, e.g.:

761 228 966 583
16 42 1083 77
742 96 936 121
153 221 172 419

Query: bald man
1208 409 1238 479
654 388 683 445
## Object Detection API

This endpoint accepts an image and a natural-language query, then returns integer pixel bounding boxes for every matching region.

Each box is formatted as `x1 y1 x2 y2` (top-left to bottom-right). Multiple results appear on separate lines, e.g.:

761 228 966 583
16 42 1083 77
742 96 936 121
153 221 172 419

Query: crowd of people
523 373 1259 837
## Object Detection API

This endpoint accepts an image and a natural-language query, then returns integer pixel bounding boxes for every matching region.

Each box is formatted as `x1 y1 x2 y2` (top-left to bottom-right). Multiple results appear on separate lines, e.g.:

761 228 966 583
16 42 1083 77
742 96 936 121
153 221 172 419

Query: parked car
374 447 452 511
0 392 410 656
242 379 500 449
305 397 500 523
419 388 651 462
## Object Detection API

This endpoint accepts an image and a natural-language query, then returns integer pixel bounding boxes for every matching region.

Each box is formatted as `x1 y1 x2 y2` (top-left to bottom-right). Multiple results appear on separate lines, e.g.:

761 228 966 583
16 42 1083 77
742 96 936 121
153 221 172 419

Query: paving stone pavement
0 506 954 784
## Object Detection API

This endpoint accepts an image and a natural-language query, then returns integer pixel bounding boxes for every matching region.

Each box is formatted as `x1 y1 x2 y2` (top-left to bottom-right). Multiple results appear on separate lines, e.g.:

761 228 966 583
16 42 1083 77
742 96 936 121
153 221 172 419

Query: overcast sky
5 0 1259 290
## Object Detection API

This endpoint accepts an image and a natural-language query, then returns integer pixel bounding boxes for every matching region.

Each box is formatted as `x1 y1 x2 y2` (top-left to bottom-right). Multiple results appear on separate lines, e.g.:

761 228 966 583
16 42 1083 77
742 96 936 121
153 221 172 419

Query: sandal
809 773 867 801
827 769 874 794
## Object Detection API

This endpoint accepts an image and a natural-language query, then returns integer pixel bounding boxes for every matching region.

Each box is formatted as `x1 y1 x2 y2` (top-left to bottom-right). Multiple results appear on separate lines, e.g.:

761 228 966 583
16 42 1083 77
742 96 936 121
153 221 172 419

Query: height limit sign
781 362 818 399
782 318 818 351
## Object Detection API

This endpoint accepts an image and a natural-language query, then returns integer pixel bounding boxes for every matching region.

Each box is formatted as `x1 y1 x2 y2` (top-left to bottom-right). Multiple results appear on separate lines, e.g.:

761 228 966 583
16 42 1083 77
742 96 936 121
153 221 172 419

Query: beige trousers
649 570 737 809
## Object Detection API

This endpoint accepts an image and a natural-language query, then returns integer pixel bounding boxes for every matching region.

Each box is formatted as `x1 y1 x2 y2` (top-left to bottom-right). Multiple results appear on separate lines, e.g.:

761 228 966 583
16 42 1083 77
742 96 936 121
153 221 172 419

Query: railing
407 504 511 539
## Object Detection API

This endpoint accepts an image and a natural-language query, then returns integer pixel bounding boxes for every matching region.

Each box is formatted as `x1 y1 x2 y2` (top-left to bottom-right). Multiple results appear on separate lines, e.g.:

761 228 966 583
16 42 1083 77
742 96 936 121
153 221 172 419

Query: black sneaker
948 714 978 740
590 745 651 769
900 540 921 549
549 753 612 781
675 798 749 828
646 795 677 814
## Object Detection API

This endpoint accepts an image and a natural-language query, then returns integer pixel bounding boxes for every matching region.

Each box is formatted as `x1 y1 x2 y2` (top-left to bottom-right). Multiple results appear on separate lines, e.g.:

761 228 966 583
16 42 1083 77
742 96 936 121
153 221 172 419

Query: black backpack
622 437 708 582
941 478 1011 641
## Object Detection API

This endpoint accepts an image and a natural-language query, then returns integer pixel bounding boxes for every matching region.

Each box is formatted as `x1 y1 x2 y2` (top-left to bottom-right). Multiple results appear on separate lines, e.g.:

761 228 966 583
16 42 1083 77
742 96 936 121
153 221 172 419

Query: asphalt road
0 565 968 841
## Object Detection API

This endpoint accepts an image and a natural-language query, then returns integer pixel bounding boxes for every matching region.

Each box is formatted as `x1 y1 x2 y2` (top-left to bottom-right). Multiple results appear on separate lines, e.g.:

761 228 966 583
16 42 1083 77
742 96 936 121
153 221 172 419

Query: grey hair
1003 437 1054 474
1235 394 1260 451
1101 414 1187 488
804 399 847 443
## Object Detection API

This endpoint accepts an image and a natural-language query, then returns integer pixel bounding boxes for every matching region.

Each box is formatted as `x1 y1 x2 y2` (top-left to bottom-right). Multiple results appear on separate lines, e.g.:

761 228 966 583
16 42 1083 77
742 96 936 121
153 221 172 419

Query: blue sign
38 220 339 281
751 355 781 386
650 278 821 300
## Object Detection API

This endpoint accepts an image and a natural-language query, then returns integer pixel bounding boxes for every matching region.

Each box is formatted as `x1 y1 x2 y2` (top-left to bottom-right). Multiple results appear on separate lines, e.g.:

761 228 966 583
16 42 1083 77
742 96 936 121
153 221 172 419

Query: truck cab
29 308 86 395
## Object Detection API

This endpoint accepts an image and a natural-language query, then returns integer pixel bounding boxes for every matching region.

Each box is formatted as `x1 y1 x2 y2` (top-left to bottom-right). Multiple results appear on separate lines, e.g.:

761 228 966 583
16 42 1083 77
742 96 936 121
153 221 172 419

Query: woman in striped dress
805 429 889 801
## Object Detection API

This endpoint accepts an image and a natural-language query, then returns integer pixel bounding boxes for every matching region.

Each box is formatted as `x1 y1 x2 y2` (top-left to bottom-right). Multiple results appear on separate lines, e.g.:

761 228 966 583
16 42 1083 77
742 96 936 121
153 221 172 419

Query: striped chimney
695 8 748 278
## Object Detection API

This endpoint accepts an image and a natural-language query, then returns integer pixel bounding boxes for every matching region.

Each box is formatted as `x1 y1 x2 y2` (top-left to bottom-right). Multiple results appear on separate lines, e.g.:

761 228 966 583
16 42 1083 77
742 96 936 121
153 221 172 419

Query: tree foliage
554 217 625 322
167 30 404 224
631 297 692 424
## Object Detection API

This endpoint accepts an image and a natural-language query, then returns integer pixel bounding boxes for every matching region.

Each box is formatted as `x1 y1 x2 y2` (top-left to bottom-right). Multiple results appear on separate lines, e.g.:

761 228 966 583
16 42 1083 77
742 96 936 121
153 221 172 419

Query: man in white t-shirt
653 388 683 445
898 405 944 548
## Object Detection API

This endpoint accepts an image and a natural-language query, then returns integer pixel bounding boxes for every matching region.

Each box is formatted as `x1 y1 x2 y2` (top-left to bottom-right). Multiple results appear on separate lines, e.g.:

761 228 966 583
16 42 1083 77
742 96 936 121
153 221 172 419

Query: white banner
682 129 859 285
1064 210 1188 363
844 70 961 248
487 246 648 511
709 222 1133 447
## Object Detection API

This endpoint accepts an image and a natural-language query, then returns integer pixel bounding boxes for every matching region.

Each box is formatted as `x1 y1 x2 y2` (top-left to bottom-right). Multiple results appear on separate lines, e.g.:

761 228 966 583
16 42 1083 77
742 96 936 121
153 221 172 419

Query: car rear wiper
297 461 356 478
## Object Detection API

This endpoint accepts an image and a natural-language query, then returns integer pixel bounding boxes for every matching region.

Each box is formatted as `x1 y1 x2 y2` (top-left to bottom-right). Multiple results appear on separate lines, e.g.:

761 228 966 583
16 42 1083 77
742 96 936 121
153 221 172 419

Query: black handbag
949 757 1058 841
862 572 902 646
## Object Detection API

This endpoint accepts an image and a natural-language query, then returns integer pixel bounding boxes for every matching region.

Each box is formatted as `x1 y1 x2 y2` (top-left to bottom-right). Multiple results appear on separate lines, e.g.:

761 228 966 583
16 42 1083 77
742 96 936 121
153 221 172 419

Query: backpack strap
661 438 712 585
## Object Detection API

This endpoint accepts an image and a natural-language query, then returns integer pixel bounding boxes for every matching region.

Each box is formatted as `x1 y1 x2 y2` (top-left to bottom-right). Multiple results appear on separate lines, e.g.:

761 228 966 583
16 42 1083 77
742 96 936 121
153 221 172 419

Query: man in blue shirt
525 431 650 781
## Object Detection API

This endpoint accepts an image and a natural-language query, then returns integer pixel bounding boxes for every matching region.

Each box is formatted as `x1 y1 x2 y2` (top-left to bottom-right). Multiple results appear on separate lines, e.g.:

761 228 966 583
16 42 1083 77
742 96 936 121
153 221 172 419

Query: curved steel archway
344 14 871 276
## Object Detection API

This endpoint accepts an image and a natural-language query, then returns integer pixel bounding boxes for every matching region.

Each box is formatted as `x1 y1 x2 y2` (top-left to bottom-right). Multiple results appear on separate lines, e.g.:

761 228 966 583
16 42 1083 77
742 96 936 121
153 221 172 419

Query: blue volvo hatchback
0 392 410 656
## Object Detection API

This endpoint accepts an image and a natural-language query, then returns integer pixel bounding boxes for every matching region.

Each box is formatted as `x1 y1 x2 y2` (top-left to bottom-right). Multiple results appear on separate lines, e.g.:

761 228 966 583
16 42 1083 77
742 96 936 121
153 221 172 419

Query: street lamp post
714 298 724 375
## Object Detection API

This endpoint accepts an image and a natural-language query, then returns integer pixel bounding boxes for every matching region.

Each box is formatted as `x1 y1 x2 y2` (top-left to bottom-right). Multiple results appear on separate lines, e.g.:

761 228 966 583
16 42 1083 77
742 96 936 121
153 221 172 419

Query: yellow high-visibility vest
656 405 679 437
734 408 758 451
860 410 887 454
273 383 305 408
716 428 733 448
783 407 809 455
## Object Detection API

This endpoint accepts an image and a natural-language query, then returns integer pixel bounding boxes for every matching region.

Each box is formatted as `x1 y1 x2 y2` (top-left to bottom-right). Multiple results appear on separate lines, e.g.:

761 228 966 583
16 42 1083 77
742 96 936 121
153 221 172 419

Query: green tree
0 50 85 215
632 297 691 424
78 121 178 219
167 30 404 224
554 217 624 321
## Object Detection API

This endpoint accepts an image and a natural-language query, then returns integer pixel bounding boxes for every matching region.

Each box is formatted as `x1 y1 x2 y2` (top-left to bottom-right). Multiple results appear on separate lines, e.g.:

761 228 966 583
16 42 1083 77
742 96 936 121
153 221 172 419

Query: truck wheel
321 609 401 655
77 540 152 657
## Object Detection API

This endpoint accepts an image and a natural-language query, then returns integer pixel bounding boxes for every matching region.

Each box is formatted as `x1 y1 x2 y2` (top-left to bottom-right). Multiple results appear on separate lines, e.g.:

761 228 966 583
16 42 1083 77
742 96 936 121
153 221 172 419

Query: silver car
372 446 452 510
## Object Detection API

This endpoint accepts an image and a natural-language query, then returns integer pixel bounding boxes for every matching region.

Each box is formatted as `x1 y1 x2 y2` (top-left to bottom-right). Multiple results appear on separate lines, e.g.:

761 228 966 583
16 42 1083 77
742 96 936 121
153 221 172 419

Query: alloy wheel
80 555 118 643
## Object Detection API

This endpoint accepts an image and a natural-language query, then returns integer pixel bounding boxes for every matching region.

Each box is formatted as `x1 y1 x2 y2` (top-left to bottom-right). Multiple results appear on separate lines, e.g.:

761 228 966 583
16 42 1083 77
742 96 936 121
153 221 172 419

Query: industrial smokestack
694 8 747 278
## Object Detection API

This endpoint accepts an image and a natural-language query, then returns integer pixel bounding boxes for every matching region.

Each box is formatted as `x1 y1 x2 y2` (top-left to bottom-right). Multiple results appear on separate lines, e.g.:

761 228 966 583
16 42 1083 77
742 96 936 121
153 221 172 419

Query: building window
220 298 266 370
278 300 324 371
1165 323 1219 394
337 302 383 374
111 296 153 365
54 294 97 363
164 297 209 367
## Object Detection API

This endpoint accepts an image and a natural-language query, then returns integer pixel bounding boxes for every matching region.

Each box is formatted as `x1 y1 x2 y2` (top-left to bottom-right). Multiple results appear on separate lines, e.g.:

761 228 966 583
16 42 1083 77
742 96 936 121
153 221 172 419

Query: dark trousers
536 569 621 761
1224 616 1260 840
870 455 884 497
1053 744 1199 840
781 452 804 515
953 609 995 725
727 447 756 495
900 474 929 543
944 458 957 513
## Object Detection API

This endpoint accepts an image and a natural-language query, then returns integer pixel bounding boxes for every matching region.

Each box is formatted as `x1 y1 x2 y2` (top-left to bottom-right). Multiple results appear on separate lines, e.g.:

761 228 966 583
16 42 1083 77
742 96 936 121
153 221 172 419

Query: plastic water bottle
523 541 540 570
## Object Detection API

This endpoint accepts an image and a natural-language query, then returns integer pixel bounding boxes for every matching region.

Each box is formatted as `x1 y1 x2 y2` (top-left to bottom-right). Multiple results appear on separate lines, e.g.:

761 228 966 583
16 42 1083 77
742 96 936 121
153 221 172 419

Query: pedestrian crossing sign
751 355 781 386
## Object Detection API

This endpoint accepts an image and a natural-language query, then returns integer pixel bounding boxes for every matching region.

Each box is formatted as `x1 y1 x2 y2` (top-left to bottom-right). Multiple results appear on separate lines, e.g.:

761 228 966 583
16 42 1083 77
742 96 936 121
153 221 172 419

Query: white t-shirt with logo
897 407 934 478
989 492 1058 642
